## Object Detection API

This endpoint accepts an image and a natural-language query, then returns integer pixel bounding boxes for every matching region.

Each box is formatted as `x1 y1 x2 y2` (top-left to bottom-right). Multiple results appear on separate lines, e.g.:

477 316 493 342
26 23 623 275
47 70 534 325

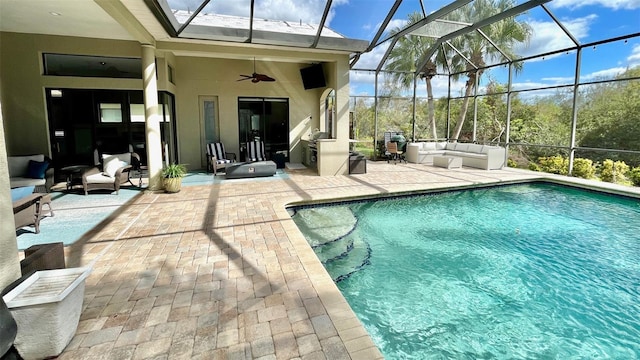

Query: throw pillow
103 157 122 178
27 160 49 179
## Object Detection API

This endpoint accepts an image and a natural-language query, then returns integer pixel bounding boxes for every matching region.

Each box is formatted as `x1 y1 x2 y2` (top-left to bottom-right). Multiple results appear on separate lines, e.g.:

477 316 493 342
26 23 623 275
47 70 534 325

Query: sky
169 0 640 98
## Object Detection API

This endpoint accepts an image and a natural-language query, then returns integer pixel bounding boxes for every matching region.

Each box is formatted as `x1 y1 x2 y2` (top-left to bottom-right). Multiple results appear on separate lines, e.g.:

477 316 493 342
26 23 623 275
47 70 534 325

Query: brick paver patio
52 161 634 359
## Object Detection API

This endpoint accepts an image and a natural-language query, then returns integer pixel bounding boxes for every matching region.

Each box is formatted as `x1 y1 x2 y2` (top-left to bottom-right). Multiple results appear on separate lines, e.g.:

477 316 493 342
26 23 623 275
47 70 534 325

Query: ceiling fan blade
255 73 276 82
238 59 276 83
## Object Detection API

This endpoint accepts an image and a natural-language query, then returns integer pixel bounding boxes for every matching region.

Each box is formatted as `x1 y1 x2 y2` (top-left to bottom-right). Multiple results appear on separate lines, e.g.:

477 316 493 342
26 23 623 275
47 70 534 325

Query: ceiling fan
237 58 276 83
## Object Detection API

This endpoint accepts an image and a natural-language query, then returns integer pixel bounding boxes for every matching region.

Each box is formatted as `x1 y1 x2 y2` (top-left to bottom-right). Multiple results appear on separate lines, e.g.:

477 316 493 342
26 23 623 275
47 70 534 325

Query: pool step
314 236 354 264
292 205 371 283
322 234 371 283
291 206 357 247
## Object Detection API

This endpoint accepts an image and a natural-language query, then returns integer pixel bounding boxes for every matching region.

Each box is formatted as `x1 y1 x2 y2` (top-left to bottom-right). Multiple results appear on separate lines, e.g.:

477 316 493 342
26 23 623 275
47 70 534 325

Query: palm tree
448 0 532 141
385 12 448 140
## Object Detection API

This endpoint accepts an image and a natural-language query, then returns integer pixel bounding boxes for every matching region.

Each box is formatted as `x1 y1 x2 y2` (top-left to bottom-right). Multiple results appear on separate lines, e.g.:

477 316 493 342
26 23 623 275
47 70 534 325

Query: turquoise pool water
291 183 640 359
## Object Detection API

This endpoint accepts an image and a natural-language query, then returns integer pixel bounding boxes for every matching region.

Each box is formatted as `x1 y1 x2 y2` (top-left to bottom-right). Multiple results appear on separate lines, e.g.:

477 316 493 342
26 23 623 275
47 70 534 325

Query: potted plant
162 163 187 193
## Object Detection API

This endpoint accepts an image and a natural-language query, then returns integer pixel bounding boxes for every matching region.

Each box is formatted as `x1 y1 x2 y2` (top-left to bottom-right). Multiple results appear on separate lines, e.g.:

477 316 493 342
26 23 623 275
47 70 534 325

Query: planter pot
163 177 182 193
2 267 91 360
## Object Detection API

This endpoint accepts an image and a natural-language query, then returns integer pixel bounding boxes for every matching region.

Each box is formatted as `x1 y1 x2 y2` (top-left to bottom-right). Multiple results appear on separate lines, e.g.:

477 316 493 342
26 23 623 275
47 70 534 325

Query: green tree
448 0 532 141
385 12 450 140
577 68 640 166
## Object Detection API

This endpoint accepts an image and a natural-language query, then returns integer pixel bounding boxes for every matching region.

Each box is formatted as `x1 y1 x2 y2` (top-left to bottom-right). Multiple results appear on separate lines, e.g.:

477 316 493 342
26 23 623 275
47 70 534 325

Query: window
99 103 122 123
168 65 175 84
43 53 142 78
130 104 145 122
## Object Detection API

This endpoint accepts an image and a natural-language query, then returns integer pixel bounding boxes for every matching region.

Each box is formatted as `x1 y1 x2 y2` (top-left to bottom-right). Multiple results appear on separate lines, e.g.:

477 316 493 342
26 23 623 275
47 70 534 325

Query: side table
60 165 91 190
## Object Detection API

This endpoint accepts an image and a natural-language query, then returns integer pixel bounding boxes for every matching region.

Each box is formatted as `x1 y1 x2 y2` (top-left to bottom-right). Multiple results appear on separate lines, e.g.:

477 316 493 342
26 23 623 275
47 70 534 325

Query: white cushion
10 177 46 188
102 152 131 165
455 143 470 152
445 143 457 150
466 144 484 153
421 142 437 151
86 173 116 183
481 146 500 154
436 142 447 150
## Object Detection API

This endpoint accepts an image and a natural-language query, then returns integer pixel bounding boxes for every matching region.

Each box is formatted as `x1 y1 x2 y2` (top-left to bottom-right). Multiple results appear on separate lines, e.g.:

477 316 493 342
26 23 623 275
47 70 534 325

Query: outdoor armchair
82 152 140 195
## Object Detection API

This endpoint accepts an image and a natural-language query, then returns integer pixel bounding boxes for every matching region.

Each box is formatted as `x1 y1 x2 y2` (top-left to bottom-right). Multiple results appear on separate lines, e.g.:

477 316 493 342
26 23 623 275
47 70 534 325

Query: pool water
291 183 640 359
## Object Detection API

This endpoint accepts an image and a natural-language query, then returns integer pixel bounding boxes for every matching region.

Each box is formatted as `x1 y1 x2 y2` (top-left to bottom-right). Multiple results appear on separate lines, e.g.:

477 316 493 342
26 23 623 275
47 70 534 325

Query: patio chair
386 142 405 164
246 140 266 162
206 142 236 175
82 152 140 195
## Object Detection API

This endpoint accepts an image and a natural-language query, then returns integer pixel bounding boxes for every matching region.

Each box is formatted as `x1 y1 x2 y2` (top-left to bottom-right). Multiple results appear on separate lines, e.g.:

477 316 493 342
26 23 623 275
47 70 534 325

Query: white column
141 44 164 191
0 95 22 289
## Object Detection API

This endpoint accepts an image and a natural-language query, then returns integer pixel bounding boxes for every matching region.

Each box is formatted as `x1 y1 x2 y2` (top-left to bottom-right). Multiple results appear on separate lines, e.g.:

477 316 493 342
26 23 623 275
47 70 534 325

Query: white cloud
353 42 389 70
550 0 640 10
385 19 409 33
516 15 596 59
584 67 628 80
628 44 640 67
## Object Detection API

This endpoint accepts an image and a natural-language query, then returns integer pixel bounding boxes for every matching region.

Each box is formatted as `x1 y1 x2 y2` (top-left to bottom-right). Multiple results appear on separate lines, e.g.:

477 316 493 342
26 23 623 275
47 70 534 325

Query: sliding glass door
238 97 289 161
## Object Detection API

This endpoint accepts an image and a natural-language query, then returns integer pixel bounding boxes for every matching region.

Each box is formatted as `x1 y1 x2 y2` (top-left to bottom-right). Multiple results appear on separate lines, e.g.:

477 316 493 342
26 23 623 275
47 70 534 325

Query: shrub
572 158 595 179
528 162 541 172
507 158 518 168
599 159 629 183
537 156 569 175
162 163 187 178
629 167 640 187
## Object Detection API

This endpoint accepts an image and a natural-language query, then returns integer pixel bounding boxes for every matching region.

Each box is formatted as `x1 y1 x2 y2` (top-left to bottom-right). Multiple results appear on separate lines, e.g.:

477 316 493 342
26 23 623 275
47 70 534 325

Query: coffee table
433 155 462 169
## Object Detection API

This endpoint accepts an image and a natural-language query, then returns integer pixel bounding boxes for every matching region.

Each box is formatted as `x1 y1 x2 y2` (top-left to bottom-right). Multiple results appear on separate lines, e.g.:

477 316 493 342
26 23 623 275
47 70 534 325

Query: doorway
238 97 289 161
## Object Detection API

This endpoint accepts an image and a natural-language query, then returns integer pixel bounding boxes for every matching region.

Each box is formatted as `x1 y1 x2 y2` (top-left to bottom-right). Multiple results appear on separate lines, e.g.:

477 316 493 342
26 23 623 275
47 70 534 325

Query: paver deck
52 162 638 359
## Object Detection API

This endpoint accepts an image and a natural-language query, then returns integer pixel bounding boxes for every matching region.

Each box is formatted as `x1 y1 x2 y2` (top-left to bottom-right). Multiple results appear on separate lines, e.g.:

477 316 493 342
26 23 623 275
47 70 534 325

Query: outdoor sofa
8 155 54 192
406 141 506 170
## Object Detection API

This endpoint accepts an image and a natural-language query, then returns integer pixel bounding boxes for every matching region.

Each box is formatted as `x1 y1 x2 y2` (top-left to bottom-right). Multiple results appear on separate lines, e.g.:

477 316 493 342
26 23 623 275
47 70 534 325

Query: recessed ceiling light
49 12 62 16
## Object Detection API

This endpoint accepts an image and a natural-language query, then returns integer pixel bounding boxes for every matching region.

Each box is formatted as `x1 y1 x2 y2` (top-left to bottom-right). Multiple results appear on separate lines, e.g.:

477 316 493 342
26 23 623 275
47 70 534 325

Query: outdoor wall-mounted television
300 63 326 90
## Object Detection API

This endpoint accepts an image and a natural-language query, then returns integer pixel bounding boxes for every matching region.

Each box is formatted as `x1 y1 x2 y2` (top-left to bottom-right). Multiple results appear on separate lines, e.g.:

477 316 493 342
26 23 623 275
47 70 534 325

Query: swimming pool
290 183 640 359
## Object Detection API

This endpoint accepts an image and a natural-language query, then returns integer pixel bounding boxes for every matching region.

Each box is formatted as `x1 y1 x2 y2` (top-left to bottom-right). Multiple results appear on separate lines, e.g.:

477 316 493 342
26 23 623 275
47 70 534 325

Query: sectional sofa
406 141 506 170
